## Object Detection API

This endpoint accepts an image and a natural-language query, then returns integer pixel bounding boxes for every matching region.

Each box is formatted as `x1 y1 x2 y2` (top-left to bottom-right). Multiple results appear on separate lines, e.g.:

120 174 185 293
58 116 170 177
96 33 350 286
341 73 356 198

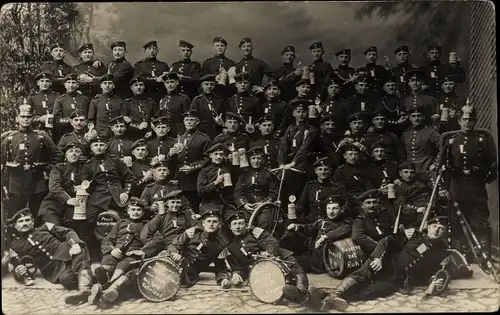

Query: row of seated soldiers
39 39 465 103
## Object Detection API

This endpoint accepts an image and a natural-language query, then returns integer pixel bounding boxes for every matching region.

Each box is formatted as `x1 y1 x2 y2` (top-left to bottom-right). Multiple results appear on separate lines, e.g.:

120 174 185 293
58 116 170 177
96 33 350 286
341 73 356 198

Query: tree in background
0 3 80 130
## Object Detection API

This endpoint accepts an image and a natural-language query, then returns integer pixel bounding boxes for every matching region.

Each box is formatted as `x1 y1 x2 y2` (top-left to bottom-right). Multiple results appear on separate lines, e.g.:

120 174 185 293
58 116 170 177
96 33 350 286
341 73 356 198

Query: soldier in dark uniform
313 114 344 161
374 75 408 137
234 146 278 231
307 41 334 100
38 142 85 229
140 160 179 218
234 37 274 88
365 109 406 163
1 104 63 224
122 76 156 140
331 144 372 199
251 115 280 170
351 189 395 255
258 78 290 138
8 208 94 305
365 140 398 190
394 161 433 229
403 69 440 125
292 79 314 103
297 157 342 224
345 75 377 117
201 37 236 99
73 43 107 99
146 116 176 161
277 99 318 207
167 210 231 288
87 74 124 138
81 136 136 255
170 110 211 213
155 72 190 137
287 195 353 273
107 41 134 100
390 45 418 98
133 40 170 102
41 43 74 94
225 212 311 305
170 40 202 100
273 45 301 102
129 139 153 197
337 112 371 166
309 216 450 311
197 143 237 222
90 197 153 308
26 72 60 133
421 45 465 98
53 73 90 143
228 72 263 136
331 48 358 99
356 46 389 97
436 75 463 133
318 78 349 131
189 74 227 139
140 190 198 257
57 111 91 160
401 106 440 177
107 116 133 165
438 105 497 259
212 112 252 156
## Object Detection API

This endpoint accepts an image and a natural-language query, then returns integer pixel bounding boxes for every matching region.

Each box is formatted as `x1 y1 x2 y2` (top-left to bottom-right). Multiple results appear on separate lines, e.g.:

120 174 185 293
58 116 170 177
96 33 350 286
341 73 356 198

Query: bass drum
94 210 120 241
248 258 290 304
137 257 182 302
322 238 366 279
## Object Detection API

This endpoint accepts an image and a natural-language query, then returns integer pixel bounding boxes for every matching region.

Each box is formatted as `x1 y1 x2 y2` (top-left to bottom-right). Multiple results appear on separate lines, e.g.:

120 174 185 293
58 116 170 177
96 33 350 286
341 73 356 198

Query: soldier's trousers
101 254 136 273
57 245 92 290
3 192 47 226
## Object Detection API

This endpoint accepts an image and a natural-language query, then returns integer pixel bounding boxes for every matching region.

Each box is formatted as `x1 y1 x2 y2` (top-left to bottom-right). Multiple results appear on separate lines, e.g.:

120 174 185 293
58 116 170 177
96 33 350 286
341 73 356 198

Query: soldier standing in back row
73 43 107 99
308 41 334 100
107 41 134 100
26 72 60 134
332 48 358 99
201 37 236 99
235 37 274 89
133 40 170 103
156 72 190 137
170 40 202 100
357 46 389 97
273 45 301 102
41 43 74 94
390 45 417 98
122 76 156 140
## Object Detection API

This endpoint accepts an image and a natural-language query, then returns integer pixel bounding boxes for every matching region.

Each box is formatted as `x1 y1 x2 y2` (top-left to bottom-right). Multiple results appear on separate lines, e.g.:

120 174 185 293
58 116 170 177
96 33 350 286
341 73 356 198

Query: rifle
418 166 444 232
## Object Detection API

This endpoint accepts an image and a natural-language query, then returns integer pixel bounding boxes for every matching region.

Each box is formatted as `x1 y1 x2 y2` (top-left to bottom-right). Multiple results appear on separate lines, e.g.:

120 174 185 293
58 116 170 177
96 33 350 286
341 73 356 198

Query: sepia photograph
0 1 498 313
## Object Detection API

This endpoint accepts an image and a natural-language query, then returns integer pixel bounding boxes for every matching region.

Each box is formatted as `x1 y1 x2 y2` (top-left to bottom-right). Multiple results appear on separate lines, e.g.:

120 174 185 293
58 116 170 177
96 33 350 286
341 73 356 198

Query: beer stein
287 195 297 220
238 148 249 168
309 70 315 85
308 105 318 118
45 113 54 129
449 52 457 64
157 200 165 214
73 185 89 220
123 156 133 167
387 183 396 199
223 173 232 187
301 66 309 80
232 151 240 166
440 107 449 121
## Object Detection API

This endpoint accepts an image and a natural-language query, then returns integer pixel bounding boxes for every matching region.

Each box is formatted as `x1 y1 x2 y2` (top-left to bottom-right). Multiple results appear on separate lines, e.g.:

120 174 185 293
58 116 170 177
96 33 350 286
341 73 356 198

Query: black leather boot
282 273 309 305
322 277 358 311
65 269 93 305
101 274 129 304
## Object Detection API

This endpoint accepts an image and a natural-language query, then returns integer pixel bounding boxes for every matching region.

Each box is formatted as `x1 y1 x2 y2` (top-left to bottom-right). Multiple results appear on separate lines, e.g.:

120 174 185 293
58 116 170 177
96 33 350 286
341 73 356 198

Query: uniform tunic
273 63 300 102
140 181 179 207
130 160 152 198
107 57 134 100
228 92 262 128
52 92 90 141
259 98 290 137
87 93 124 138
365 129 406 163
133 57 170 102
107 135 133 159
73 60 107 99
234 55 273 87
213 131 251 151
170 59 202 100
155 91 191 136
309 59 335 99
41 60 74 94
297 180 343 223
57 131 90 160
345 92 377 117
26 90 60 132
373 94 407 136
189 93 228 140
251 135 280 170
201 55 236 99
366 160 398 189
356 63 389 95
146 136 175 160
352 210 395 255
10 223 87 284
394 179 432 228
197 163 236 221
122 95 156 139
331 163 372 199
401 125 440 175
277 123 317 171
390 62 418 97
318 96 349 130
331 65 357 99
435 92 463 133
403 92 439 122
421 60 465 98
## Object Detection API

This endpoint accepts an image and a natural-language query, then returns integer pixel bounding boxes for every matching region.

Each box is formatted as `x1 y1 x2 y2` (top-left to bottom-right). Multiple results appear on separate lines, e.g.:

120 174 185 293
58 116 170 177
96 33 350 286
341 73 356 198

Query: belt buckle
23 164 31 171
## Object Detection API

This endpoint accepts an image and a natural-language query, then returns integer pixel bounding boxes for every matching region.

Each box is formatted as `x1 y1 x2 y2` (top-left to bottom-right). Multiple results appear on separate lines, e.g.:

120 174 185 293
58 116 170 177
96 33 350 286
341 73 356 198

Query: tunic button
50 256 54 260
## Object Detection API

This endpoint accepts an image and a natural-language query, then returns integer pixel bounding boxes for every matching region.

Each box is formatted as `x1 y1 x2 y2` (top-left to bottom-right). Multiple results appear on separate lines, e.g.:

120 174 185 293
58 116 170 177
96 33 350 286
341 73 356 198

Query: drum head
249 259 286 304
94 210 120 241
137 257 181 302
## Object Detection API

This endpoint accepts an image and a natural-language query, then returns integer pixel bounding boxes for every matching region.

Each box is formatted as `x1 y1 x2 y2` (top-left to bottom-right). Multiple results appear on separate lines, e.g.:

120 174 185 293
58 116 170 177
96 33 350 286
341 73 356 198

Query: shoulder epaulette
93 94 102 99
146 182 155 187
55 94 66 100
252 227 264 239
1 130 17 142
178 92 190 100
197 130 210 139
124 97 133 102
55 162 67 167
85 158 94 163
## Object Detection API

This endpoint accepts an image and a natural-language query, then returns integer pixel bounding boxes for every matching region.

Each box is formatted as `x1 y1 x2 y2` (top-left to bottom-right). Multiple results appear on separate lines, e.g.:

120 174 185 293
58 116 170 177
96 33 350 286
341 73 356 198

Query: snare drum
248 258 289 304
322 238 366 279
94 210 120 241
137 257 182 302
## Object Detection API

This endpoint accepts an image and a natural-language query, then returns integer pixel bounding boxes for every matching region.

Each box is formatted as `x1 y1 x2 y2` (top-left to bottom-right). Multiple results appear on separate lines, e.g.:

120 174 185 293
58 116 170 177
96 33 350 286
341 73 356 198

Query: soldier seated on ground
234 146 278 232
166 209 231 289
308 216 451 312
225 212 310 306
352 189 395 256
140 190 199 258
7 208 95 305
287 195 353 274
89 197 152 308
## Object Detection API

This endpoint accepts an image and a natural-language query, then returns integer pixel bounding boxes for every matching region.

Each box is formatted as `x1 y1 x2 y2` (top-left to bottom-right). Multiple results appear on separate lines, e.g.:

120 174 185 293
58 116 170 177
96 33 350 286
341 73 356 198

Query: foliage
0 3 80 131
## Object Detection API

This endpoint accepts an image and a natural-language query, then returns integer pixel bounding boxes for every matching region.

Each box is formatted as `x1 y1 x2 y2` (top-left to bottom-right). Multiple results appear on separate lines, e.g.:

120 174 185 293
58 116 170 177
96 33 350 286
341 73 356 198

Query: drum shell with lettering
137 257 182 302
322 238 366 279
94 210 121 241
249 259 289 304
